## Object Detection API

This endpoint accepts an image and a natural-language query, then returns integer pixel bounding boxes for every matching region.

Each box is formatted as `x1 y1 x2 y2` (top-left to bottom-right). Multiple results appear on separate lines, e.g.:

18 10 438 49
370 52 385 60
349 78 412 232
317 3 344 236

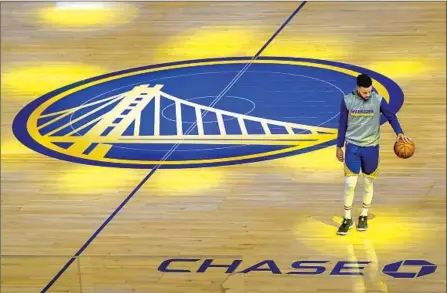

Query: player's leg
343 143 362 219
357 144 380 231
337 143 361 235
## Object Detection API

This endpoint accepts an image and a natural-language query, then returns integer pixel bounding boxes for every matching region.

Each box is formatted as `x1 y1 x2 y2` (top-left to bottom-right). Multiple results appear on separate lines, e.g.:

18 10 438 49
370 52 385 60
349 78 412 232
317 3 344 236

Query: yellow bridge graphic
38 84 337 159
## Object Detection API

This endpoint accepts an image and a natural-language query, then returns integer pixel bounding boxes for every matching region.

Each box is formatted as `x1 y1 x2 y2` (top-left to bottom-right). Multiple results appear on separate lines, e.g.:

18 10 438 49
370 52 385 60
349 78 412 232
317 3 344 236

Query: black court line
40 2 307 292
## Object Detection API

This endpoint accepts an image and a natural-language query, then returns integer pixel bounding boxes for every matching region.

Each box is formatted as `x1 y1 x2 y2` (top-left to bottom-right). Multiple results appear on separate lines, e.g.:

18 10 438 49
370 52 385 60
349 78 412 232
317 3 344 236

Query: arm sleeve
336 98 348 147
380 99 404 135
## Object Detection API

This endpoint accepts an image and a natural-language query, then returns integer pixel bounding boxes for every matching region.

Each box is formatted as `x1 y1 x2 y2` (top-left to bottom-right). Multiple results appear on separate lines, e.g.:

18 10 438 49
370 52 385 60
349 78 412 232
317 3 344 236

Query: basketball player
335 74 411 235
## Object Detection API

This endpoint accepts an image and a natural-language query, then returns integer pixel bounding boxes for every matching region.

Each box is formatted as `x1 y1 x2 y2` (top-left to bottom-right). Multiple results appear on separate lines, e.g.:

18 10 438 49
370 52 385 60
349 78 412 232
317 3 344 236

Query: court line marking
40 2 307 292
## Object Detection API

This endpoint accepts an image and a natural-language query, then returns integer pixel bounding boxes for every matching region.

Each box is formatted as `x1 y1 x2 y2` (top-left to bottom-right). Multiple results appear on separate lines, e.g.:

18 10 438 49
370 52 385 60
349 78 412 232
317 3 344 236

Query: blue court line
40 2 307 292
254 1 306 58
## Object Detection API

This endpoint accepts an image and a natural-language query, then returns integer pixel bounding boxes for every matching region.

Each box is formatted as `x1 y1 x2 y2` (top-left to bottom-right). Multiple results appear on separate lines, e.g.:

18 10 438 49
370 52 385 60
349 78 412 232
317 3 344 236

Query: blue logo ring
12 57 404 169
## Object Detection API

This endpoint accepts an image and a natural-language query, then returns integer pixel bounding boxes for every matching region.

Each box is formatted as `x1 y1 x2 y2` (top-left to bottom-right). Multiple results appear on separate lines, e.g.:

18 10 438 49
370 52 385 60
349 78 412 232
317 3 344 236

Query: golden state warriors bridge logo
13 57 404 168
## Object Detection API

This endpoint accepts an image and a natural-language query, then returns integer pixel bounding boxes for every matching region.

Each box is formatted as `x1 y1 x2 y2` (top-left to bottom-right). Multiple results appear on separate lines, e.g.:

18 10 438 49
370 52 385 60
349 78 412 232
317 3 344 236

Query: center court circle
12 57 404 169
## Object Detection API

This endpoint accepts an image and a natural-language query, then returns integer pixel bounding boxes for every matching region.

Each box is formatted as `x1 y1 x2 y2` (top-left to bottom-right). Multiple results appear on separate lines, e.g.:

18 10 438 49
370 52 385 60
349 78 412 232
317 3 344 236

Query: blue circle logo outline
12 56 404 169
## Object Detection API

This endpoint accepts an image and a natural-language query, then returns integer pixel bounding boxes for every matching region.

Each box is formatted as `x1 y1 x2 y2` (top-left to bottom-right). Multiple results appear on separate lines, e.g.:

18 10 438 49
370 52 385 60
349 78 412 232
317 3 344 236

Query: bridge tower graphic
38 84 338 162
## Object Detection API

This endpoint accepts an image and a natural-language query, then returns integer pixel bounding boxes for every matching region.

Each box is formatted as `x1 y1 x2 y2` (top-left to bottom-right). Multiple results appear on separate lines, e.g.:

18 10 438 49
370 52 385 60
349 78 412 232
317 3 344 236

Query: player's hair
357 74 372 88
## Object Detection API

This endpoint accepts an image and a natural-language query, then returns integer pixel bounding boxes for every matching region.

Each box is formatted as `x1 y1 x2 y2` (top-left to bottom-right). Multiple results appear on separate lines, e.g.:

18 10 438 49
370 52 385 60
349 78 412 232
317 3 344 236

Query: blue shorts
344 143 380 179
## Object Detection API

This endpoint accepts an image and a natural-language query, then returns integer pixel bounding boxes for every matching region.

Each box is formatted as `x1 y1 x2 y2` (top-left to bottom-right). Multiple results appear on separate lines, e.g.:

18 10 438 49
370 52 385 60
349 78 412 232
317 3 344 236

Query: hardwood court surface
1 2 446 292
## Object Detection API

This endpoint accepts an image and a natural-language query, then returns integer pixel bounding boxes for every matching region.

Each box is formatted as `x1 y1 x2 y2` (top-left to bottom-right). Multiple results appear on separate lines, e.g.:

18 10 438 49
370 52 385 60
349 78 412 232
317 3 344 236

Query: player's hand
397 133 412 143
336 147 344 162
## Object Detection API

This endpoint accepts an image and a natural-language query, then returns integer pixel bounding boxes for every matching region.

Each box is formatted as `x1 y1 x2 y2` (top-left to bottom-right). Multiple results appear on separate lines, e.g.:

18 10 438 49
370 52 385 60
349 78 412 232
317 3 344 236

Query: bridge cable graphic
40 84 337 159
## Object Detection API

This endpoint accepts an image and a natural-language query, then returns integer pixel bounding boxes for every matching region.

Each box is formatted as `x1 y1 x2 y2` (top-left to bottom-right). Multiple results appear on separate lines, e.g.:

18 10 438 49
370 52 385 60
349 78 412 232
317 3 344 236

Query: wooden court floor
1 2 446 292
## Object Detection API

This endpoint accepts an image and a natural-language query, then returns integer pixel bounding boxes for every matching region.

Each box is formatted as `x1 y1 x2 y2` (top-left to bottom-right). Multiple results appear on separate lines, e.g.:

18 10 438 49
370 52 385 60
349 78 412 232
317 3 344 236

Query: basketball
394 140 415 159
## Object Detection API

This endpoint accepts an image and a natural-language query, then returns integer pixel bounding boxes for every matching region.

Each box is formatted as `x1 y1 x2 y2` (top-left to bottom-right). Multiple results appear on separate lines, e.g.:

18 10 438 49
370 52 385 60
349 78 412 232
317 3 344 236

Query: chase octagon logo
13 57 404 169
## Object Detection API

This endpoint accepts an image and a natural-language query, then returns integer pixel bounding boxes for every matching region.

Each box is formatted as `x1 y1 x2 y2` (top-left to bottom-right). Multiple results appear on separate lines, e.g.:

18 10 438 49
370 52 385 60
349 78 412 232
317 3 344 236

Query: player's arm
380 99 411 143
336 98 348 162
